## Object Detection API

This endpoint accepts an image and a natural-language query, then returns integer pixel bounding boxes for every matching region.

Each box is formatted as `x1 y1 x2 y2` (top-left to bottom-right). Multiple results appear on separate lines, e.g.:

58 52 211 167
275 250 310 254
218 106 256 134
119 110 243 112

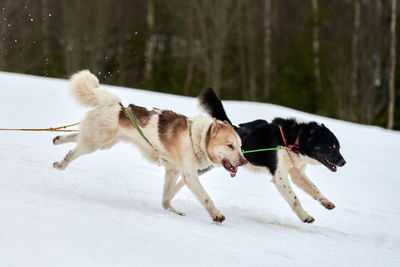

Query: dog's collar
288 136 300 154
197 120 214 165
187 119 199 163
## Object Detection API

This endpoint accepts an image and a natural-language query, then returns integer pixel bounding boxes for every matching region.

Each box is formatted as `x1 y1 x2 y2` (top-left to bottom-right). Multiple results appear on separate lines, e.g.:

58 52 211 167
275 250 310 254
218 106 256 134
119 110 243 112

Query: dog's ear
211 118 221 134
222 120 231 128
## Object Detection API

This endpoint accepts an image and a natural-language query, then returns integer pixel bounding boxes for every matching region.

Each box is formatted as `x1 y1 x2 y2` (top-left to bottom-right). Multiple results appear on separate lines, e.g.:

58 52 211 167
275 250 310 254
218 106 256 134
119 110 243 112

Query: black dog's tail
198 87 232 125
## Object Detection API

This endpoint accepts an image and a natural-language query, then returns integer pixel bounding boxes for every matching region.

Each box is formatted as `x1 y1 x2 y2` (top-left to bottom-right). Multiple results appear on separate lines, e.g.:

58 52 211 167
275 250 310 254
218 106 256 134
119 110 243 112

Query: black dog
198 87 346 223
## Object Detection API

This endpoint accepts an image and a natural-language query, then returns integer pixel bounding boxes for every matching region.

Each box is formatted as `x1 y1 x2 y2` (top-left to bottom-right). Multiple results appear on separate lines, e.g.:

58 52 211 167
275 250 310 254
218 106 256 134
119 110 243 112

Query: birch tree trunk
350 0 360 121
311 0 321 94
144 0 154 89
388 0 397 129
263 0 272 98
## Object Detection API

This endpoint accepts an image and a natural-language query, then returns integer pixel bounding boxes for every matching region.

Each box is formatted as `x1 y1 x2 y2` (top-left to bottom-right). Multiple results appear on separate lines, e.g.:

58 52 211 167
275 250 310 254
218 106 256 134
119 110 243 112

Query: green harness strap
187 119 199 163
124 107 196 165
124 107 171 164
187 119 194 146
125 107 156 150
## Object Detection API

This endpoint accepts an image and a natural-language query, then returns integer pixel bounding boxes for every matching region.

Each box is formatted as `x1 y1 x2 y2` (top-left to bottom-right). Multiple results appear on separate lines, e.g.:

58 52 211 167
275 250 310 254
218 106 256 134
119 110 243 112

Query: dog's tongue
230 166 238 178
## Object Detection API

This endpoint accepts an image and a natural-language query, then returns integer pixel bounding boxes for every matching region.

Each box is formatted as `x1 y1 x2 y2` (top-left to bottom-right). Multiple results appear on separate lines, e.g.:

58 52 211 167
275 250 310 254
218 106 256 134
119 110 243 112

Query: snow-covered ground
0 72 399 267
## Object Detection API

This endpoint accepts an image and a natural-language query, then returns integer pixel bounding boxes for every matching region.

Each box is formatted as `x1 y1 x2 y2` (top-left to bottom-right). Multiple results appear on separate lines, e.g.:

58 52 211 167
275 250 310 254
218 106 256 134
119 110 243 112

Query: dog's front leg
272 166 315 223
289 166 335 210
162 168 185 216
182 169 225 223
170 169 211 199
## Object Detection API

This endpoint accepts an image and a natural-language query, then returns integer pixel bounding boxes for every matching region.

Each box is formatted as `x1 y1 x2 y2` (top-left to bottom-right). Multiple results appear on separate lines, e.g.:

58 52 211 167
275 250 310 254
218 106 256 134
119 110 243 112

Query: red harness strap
278 126 300 155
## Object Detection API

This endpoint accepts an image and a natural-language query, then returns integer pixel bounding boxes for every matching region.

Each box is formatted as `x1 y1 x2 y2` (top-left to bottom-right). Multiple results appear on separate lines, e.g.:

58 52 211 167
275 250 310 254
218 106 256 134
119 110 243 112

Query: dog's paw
164 205 185 216
53 136 62 145
320 198 335 210
302 215 315 224
212 213 226 223
53 161 64 170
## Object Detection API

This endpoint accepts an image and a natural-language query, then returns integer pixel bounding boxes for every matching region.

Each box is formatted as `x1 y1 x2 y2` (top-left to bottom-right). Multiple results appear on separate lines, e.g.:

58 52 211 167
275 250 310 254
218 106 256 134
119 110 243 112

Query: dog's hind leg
182 169 225 223
53 143 96 170
53 133 79 145
171 179 185 198
289 166 335 210
272 165 315 223
162 169 185 216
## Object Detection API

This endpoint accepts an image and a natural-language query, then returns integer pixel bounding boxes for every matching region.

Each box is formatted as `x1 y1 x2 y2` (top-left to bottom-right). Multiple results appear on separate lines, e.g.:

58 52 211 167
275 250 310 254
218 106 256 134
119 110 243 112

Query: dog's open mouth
222 159 238 177
320 158 338 172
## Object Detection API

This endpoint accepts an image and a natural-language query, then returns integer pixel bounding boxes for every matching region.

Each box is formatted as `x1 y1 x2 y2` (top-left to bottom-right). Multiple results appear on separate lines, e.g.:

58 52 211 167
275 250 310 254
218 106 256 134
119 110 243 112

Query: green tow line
241 146 284 154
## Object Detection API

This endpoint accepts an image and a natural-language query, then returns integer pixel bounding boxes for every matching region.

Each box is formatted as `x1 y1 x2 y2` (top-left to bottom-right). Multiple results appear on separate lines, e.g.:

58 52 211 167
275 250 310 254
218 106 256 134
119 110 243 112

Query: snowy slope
0 72 399 267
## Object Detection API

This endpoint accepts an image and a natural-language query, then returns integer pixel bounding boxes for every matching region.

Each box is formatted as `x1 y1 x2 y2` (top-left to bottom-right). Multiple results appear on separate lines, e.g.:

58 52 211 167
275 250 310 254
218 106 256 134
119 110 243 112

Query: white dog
53 70 247 222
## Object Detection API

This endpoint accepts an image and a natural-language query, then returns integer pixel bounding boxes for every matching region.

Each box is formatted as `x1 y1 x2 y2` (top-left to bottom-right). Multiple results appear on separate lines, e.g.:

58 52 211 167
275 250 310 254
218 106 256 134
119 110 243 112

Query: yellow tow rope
0 122 80 132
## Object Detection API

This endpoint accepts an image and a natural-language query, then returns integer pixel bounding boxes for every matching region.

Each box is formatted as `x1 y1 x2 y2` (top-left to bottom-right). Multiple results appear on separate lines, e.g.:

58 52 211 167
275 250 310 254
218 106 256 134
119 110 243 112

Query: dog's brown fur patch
158 110 187 151
119 103 152 128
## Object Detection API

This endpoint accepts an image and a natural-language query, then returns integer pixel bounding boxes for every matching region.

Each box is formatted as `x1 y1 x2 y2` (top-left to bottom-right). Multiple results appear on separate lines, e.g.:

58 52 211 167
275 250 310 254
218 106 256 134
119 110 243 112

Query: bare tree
194 0 240 95
238 7 248 100
359 0 387 125
263 0 272 98
144 0 155 89
388 0 397 129
246 2 257 101
311 0 321 94
183 0 194 96
350 0 360 121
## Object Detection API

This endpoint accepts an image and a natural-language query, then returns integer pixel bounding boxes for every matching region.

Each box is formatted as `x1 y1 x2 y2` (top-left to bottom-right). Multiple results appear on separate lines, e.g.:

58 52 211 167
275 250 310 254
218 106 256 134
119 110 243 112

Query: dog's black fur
198 87 347 223
199 87 346 174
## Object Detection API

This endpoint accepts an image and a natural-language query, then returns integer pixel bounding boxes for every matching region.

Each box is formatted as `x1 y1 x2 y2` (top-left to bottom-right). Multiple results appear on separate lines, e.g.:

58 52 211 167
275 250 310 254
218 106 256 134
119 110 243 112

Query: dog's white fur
53 70 246 223
246 149 334 223
172 147 334 223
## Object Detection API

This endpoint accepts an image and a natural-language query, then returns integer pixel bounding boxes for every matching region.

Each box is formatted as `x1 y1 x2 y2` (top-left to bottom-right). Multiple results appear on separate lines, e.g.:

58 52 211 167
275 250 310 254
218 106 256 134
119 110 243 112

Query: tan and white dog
52 70 247 223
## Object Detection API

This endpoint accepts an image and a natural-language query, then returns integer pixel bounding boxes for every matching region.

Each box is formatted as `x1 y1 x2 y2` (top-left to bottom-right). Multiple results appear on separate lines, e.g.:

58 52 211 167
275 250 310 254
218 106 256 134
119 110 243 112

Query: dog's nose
338 158 346 166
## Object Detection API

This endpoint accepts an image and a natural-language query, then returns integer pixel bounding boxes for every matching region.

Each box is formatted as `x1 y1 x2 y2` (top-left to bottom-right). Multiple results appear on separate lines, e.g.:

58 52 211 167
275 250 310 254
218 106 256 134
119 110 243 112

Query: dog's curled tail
198 87 232 125
70 70 120 107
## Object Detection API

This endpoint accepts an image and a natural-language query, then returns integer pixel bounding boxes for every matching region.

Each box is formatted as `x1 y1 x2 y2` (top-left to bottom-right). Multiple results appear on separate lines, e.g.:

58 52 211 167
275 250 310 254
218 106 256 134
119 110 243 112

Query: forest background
0 0 398 129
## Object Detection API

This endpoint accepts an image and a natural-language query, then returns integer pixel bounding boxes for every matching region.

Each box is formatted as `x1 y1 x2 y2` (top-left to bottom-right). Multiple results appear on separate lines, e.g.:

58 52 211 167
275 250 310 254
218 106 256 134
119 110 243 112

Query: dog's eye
328 146 333 150
227 144 234 149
